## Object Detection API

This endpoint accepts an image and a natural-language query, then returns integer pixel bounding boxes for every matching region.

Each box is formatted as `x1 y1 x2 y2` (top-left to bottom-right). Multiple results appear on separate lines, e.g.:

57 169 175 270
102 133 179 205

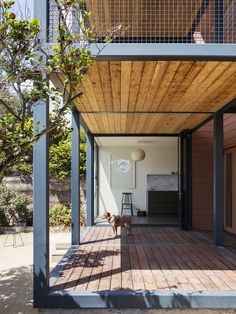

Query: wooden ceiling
86 0 203 37
72 61 236 134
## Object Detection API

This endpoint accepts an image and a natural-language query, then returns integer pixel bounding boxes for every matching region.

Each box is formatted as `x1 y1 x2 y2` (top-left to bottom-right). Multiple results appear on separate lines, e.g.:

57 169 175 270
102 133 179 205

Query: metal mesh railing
48 0 236 44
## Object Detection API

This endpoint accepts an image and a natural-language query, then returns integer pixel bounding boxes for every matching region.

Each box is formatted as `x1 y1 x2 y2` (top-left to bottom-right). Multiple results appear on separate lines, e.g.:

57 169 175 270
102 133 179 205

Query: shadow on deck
50 227 236 294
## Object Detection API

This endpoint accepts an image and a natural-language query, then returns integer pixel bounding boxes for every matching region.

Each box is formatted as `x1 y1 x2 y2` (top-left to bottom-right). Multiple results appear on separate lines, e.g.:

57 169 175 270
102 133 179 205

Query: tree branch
0 99 22 122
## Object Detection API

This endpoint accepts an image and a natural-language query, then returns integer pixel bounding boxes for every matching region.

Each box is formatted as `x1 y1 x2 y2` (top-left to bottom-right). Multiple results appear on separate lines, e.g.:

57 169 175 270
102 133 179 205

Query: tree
0 0 122 182
48 126 86 179
11 126 87 180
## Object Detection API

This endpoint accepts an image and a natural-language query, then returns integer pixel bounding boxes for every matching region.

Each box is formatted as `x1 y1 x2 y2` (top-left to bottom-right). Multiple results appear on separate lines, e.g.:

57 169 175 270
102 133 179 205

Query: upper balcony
46 0 236 60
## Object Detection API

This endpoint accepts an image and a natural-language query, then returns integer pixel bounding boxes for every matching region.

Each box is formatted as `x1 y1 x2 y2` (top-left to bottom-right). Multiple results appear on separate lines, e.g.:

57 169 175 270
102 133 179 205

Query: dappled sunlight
0 266 37 314
51 227 236 293
99 160 119 214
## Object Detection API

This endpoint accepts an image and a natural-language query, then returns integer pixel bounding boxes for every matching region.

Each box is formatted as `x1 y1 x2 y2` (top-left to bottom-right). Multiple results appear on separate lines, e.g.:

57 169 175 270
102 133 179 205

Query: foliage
5 126 87 179
49 203 86 227
49 127 86 179
49 204 71 227
0 0 122 181
49 131 72 179
0 185 30 226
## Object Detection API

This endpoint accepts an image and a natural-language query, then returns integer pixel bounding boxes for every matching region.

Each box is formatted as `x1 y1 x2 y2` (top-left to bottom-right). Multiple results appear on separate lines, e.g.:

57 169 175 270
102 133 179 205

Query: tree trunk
0 160 12 183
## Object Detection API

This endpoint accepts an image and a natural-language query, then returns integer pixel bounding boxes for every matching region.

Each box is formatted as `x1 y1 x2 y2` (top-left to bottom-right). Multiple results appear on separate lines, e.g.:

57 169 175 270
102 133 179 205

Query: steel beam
179 131 192 230
33 4 50 305
71 109 81 245
188 0 211 40
33 98 50 306
86 132 94 226
95 133 180 137
213 112 224 246
215 0 224 44
79 111 214 114
37 289 236 309
88 44 236 61
47 43 236 61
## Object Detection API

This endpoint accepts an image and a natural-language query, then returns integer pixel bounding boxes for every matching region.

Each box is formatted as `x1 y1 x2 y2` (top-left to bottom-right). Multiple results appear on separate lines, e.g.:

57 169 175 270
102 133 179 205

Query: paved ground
0 231 70 314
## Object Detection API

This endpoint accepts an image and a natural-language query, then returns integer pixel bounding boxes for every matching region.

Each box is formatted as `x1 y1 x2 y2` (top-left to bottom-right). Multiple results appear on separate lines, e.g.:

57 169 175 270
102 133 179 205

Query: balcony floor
51 227 236 293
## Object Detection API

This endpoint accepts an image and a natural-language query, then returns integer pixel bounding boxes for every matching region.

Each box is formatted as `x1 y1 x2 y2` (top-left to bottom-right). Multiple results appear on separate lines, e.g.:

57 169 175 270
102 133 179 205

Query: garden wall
2 176 86 209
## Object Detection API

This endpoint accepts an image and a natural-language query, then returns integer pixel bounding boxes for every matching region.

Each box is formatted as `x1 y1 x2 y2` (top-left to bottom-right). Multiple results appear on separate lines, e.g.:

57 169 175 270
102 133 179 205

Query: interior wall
192 120 214 231
98 144 178 216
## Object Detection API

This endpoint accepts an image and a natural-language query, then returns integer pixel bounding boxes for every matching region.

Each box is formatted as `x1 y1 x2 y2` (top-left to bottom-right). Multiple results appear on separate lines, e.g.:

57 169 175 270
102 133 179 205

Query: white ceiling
96 137 178 147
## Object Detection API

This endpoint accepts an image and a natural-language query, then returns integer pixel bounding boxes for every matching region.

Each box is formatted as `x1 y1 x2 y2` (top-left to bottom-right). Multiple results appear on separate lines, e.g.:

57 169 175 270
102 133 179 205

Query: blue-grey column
213 111 224 246
71 109 80 245
33 0 49 307
86 132 94 226
215 0 224 43
33 99 49 306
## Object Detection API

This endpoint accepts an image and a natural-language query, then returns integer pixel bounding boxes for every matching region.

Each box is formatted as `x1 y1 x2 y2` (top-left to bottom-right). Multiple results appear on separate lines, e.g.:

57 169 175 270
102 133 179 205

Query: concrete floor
132 215 178 225
0 231 70 314
96 215 178 227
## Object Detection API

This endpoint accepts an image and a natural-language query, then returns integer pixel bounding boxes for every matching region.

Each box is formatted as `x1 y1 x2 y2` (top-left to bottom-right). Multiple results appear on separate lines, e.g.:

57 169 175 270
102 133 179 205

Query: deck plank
51 227 236 293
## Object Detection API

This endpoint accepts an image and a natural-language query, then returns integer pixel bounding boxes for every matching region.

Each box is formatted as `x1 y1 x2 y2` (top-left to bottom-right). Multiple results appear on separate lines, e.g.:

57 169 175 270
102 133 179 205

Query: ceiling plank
159 61 194 111
69 60 236 134
152 61 181 110
97 61 113 111
129 61 144 111
110 61 121 111
89 62 106 111
135 61 157 111
121 61 132 111
144 61 169 111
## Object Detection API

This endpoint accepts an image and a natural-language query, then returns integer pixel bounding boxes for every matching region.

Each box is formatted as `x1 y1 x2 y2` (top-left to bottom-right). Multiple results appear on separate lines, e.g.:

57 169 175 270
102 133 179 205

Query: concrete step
51 249 67 263
55 242 71 250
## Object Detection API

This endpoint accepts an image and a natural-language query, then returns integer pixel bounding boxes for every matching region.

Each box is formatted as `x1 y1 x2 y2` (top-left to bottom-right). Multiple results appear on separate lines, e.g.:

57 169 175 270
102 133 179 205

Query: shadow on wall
0 265 37 314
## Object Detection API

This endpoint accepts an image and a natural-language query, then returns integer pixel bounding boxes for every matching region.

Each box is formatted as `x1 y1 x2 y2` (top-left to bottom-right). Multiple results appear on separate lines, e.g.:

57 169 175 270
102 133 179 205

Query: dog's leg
127 225 131 235
112 225 117 237
124 223 130 235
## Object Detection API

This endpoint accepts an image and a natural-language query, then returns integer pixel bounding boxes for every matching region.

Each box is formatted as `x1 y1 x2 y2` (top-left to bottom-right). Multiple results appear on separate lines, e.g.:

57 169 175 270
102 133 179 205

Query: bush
0 185 30 226
49 129 87 179
49 203 86 227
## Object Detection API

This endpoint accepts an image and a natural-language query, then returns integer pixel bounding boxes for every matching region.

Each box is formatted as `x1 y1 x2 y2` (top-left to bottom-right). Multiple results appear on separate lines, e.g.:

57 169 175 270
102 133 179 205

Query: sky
13 0 34 18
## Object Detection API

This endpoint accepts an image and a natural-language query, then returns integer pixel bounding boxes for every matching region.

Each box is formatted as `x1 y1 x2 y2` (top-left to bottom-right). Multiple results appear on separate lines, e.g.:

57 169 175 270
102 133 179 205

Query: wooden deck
201 230 236 255
51 227 236 293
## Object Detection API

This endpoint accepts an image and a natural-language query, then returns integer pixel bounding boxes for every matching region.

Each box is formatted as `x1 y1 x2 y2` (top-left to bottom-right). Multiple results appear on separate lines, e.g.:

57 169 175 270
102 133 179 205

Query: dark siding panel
192 121 214 231
225 152 232 227
224 114 236 150
192 114 236 233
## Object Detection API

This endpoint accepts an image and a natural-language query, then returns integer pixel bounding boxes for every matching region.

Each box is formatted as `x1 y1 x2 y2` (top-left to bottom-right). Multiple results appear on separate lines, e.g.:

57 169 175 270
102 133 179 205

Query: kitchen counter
147 174 178 191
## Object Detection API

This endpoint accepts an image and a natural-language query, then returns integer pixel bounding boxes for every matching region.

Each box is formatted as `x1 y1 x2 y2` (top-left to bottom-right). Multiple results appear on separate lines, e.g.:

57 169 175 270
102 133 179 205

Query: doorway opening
94 136 180 226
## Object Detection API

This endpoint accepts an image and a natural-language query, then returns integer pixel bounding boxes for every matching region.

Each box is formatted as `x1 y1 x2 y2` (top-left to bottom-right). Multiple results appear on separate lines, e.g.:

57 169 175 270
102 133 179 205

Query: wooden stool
121 193 133 216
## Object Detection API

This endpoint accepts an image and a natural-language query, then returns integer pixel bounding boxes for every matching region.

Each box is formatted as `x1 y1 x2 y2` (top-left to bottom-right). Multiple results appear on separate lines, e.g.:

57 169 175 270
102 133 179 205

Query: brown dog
102 211 132 236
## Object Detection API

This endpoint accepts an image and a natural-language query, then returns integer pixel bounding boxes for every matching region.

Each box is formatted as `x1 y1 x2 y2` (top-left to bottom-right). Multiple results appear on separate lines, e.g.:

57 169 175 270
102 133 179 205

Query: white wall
98 143 178 215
